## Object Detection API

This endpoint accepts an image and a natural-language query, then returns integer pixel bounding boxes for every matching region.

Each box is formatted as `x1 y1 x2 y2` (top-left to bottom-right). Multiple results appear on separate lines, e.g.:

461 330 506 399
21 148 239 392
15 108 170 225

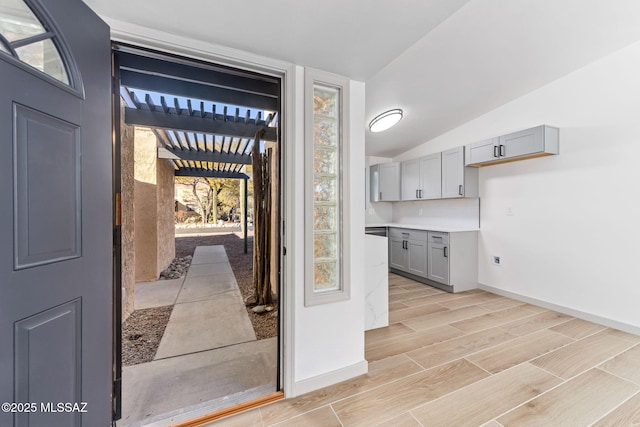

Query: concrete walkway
119 246 277 427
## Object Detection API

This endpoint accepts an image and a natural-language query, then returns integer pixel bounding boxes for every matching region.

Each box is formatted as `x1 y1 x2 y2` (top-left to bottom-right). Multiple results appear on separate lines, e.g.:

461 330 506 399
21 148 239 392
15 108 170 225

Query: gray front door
0 0 112 426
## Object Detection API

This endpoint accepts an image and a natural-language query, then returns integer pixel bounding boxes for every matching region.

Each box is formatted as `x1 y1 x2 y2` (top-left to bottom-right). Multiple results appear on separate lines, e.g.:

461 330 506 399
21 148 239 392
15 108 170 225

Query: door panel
0 0 112 425
407 240 427 278
401 158 420 200
13 103 81 269
15 299 82 427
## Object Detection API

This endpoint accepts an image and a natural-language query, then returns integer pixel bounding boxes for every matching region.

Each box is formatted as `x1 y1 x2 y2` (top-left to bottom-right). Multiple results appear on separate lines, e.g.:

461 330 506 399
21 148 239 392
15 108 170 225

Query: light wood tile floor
209 273 640 426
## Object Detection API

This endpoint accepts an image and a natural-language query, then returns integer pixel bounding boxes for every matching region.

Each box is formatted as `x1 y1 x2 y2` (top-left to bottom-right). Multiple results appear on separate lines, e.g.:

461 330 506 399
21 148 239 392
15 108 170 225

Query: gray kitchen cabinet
388 228 428 279
465 125 559 167
441 146 478 198
400 158 420 200
389 227 478 293
407 238 428 277
401 153 441 200
427 233 450 284
389 236 407 271
370 162 400 201
465 137 500 166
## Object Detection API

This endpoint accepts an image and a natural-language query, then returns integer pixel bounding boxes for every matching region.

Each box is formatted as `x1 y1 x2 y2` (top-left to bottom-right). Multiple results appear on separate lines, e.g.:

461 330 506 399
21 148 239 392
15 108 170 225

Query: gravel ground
122 230 278 366
121 306 173 366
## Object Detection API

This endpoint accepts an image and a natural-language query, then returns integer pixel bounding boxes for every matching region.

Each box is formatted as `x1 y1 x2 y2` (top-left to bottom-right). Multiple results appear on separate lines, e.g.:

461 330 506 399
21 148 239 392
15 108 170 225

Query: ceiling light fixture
369 109 403 133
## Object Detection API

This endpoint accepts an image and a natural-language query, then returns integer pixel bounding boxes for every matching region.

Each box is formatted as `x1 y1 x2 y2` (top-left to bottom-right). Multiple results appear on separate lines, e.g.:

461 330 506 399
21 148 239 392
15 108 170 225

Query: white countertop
366 223 479 233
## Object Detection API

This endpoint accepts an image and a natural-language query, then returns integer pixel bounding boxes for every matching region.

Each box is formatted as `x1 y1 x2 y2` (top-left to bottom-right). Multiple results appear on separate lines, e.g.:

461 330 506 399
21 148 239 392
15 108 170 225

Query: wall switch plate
506 207 514 216
492 255 501 266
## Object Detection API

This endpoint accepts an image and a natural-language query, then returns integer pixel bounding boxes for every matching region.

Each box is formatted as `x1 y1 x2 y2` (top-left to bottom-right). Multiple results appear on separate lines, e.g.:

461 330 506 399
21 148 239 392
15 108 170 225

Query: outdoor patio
118 245 277 427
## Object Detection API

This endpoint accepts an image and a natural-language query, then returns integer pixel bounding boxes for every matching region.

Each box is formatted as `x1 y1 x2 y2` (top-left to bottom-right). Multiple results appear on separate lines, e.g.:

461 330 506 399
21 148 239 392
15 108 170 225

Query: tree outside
175 176 250 225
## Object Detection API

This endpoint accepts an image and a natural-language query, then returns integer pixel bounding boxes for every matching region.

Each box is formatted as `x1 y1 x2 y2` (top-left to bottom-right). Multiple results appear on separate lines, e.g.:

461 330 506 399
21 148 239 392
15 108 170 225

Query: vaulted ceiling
85 0 640 157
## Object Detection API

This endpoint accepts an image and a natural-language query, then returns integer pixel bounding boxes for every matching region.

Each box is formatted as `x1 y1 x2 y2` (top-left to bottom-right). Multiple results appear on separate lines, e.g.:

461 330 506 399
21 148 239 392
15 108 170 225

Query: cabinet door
441 147 465 198
428 242 450 284
401 158 420 200
369 164 380 202
407 239 428 278
465 137 499 165
499 126 543 159
420 153 442 199
389 237 407 271
379 162 400 201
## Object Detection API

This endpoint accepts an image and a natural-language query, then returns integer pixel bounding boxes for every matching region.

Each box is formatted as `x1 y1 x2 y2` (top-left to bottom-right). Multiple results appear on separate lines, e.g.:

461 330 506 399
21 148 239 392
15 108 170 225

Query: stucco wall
120 104 135 320
156 158 175 275
134 127 174 281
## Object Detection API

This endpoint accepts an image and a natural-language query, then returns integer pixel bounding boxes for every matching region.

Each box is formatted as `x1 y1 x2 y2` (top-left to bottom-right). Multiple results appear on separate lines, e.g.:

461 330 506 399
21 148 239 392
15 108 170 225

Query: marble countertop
365 223 480 233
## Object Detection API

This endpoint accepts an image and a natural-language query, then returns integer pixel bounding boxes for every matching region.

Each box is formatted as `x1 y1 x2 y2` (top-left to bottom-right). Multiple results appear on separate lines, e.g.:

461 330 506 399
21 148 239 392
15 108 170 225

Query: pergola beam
158 147 252 164
125 107 277 141
174 169 249 179
121 70 278 111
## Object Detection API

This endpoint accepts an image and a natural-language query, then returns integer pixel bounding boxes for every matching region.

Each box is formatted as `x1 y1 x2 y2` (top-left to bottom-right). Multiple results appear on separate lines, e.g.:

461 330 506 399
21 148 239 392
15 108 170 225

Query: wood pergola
115 48 281 253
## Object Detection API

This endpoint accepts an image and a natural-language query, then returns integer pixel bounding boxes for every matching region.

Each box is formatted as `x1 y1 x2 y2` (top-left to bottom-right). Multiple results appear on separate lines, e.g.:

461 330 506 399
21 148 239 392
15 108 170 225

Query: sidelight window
304 68 351 306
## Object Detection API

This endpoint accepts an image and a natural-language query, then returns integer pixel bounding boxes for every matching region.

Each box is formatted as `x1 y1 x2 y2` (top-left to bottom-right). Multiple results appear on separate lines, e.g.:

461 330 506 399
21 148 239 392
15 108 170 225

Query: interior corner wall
395 40 640 332
120 104 135 320
156 158 175 274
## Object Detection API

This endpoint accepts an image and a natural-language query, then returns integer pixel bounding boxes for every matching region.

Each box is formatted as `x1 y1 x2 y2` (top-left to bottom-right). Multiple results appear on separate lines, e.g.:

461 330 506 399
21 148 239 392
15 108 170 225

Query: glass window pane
15 38 69 84
314 205 336 232
314 119 337 146
313 88 337 117
314 233 337 259
0 0 46 43
314 262 338 292
314 176 336 202
314 146 336 175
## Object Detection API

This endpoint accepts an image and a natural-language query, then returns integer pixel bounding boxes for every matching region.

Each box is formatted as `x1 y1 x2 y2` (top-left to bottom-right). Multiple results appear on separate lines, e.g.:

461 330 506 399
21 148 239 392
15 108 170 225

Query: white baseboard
479 284 640 336
290 360 369 397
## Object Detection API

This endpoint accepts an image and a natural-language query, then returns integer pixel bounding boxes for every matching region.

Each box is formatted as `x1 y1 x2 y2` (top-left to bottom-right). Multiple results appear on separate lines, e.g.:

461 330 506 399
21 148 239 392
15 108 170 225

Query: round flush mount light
369 109 403 133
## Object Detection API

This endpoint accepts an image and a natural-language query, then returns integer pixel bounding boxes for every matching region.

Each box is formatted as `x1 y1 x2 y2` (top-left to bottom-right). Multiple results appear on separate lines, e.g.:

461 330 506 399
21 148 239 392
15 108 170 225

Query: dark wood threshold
171 391 284 427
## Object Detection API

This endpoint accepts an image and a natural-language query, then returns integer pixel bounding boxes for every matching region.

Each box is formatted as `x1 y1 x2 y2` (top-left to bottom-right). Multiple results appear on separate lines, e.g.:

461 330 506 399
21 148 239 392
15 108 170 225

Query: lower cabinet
388 229 428 278
427 232 449 284
389 227 477 292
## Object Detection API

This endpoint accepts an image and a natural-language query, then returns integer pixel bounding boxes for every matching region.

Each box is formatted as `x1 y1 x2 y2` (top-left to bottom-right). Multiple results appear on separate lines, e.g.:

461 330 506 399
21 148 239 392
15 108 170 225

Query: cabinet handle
379 191 382 200
416 189 419 199
493 145 499 158
458 185 463 196
403 240 407 250
419 189 423 198
499 145 505 156
444 246 448 258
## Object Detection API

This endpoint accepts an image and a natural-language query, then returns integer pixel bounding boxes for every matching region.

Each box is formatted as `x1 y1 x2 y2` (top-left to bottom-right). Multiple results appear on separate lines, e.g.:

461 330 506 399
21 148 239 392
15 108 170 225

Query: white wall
392 198 480 229
392 40 640 332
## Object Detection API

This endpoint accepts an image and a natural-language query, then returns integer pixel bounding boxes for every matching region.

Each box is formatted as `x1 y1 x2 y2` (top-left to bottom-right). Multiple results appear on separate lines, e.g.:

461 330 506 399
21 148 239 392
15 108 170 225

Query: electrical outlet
418 208 423 216
492 255 501 266
506 207 514 216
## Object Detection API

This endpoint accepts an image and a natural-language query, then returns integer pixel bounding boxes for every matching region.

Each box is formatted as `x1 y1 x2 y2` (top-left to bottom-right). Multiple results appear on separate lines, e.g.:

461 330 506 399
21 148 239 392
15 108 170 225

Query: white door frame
106 18 298 397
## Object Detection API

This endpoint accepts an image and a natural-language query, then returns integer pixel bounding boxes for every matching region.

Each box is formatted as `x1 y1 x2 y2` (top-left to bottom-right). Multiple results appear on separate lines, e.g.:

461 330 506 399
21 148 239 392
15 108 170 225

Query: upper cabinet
465 125 559 167
370 162 400 202
441 146 478 198
401 153 441 200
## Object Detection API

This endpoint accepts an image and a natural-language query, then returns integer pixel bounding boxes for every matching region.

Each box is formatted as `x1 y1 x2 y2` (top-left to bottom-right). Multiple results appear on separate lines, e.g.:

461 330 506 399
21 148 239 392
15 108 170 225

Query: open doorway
111 44 283 426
